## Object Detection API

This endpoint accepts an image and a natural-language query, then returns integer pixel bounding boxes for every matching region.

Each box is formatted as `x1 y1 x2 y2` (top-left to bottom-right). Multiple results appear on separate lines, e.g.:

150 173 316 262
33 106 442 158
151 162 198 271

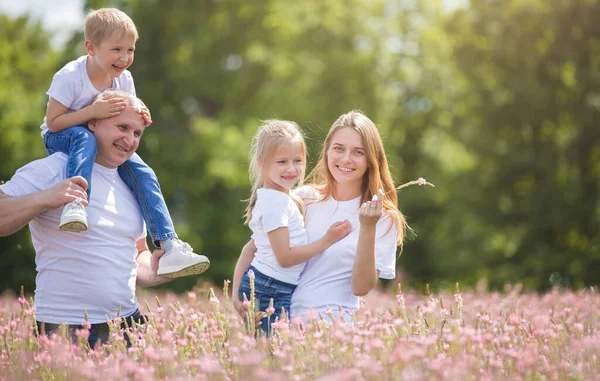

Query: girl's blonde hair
85 8 139 45
245 120 307 224
306 110 408 246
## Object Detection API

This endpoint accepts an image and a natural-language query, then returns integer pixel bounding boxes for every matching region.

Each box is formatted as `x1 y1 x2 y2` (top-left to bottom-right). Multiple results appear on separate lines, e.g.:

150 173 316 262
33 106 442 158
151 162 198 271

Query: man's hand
150 248 165 273
92 97 126 119
37 176 88 210
140 103 152 126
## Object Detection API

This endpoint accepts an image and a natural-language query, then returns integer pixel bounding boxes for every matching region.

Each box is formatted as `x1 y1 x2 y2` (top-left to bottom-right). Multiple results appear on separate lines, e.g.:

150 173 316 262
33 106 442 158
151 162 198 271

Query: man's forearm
0 192 47 236
135 250 173 287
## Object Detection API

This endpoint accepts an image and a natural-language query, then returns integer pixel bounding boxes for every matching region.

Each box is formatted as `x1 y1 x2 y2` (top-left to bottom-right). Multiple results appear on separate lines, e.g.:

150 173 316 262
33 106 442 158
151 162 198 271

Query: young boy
40 8 209 278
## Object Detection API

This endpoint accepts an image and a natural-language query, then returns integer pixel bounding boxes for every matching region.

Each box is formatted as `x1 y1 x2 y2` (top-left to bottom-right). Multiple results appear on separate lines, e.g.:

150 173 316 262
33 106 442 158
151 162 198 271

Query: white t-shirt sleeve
121 71 136 96
46 69 79 108
0 156 63 197
255 191 291 233
375 213 398 280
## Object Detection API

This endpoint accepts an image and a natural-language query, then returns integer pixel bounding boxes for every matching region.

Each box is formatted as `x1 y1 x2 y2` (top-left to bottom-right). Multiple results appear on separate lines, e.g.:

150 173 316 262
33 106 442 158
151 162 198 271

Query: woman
232 110 407 323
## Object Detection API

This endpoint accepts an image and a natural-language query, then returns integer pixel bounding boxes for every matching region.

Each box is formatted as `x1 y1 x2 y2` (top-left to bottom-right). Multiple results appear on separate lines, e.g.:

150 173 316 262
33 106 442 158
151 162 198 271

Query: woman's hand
359 189 384 228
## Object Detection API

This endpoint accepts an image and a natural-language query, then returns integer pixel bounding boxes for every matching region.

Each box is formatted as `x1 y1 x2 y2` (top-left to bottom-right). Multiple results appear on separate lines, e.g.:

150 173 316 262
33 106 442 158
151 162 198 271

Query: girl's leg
44 127 97 232
118 153 209 278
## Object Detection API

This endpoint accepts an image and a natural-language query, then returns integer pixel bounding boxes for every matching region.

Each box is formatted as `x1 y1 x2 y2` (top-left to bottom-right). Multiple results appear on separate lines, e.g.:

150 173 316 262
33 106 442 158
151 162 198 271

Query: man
0 90 172 346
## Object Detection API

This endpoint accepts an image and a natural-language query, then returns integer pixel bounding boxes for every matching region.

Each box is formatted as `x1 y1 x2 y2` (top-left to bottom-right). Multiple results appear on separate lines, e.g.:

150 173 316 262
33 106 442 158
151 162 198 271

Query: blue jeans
44 126 177 246
238 266 296 335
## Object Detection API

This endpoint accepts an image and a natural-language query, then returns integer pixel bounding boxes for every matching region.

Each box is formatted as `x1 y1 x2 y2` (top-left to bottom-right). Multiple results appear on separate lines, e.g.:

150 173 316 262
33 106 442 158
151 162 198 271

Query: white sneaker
59 199 88 232
157 240 210 278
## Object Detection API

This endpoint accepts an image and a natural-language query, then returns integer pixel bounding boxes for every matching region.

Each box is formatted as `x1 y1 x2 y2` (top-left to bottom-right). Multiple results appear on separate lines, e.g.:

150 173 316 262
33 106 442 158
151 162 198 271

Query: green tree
0 14 58 293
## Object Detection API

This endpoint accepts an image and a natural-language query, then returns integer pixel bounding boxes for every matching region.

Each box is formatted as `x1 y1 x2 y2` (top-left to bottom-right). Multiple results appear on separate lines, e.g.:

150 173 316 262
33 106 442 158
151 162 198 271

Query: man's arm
0 176 88 236
135 238 173 287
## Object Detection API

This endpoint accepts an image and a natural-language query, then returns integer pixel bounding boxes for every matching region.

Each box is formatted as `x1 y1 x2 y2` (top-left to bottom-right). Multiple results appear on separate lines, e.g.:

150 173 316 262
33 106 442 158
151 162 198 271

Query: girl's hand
324 219 352 245
233 298 246 319
359 189 384 228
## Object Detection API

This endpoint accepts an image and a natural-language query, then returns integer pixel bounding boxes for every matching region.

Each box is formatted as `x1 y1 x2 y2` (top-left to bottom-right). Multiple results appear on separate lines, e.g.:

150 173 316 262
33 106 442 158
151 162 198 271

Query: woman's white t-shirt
249 188 308 285
290 186 397 320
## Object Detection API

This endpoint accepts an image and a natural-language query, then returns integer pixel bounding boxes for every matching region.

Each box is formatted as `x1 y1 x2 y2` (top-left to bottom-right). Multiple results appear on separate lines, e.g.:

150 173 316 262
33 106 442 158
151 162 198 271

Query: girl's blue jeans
44 126 177 246
238 265 296 335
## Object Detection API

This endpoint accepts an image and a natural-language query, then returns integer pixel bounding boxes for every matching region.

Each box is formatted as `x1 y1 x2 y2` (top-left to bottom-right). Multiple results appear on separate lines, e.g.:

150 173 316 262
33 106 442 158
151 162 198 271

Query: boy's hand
92 97 126 119
324 219 352 245
140 102 152 126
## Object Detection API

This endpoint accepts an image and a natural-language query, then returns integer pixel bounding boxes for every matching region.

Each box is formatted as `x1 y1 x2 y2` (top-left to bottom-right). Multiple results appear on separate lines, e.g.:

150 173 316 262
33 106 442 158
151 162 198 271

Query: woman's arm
351 190 384 296
232 240 257 315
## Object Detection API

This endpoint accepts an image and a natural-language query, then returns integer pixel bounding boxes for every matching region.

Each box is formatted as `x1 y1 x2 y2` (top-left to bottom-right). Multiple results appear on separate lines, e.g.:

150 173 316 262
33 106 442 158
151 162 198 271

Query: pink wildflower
417 177 427 185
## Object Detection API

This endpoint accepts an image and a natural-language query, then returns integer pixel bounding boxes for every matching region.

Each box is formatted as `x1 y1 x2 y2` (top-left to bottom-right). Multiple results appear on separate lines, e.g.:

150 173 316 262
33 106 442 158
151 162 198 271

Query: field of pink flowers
1 282 598 381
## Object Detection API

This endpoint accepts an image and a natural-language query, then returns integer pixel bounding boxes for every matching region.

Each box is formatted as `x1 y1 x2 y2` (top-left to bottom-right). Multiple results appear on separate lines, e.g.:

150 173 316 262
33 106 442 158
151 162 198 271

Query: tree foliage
1 0 599 293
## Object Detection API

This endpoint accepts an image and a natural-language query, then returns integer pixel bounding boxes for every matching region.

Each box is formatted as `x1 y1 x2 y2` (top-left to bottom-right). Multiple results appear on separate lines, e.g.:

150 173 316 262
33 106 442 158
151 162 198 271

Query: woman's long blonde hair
245 120 306 224
305 111 408 246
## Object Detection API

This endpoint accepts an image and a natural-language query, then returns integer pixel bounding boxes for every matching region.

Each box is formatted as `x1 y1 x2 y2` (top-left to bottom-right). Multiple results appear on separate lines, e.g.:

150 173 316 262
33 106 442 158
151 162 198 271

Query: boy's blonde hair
306 110 408 246
85 8 139 45
245 120 307 224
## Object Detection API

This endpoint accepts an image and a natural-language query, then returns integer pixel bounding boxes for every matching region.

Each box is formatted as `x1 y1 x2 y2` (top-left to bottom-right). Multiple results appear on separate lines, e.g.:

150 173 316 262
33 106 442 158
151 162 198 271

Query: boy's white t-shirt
248 188 308 285
40 55 136 136
0 153 145 324
290 186 397 320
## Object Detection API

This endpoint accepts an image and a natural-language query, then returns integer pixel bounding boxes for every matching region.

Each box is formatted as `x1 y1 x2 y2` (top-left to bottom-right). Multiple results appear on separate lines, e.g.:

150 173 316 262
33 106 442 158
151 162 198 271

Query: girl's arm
45 97 126 133
351 190 384 296
268 220 351 268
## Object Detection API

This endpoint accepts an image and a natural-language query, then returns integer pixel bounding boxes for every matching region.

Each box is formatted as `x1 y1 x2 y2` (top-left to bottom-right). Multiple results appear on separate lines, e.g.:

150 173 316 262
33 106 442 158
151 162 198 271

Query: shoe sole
59 221 88 232
159 261 210 278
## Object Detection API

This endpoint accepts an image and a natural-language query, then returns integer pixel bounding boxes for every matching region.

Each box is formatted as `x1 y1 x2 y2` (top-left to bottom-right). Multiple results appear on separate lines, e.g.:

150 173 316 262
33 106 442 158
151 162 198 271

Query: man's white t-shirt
0 153 145 324
290 186 397 320
248 188 308 285
40 55 136 136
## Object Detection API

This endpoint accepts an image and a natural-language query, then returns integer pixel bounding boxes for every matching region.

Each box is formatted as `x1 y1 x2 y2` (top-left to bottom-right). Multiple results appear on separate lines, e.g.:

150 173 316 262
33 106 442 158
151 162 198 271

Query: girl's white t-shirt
40 55 136 136
249 188 308 285
290 186 397 320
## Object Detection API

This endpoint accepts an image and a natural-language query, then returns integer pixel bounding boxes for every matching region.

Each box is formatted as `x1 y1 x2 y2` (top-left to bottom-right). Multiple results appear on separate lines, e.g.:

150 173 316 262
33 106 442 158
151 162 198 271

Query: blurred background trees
1 0 598 294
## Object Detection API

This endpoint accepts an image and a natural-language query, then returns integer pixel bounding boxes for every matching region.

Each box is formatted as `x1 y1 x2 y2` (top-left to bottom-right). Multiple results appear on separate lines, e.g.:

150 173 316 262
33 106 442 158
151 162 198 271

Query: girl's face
326 127 368 191
262 140 305 193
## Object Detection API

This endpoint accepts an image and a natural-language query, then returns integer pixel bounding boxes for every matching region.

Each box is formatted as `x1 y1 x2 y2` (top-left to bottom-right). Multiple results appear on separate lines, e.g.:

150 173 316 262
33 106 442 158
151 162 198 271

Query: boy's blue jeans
238 265 296 335
44 126 177 246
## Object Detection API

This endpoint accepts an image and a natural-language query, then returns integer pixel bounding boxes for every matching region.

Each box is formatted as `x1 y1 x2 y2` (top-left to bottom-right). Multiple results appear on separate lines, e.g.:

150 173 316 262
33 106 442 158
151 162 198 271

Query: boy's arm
45 97 126 133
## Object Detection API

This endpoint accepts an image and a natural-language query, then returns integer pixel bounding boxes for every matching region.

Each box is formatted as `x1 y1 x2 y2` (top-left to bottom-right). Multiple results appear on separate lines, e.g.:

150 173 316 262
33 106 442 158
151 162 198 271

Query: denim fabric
118 153 177 246
36 309 146 348
239 266 296 335
44 126 177 246
44 126 97 198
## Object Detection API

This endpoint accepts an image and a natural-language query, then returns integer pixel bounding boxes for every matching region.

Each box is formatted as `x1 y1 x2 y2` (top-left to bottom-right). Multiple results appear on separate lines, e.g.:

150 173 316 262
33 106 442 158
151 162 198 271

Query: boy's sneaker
157 240 210 278
59 199 88 232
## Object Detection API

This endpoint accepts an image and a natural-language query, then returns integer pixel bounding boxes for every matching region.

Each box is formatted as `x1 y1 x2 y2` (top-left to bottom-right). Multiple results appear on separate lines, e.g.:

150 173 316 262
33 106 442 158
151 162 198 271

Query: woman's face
326 127 368 191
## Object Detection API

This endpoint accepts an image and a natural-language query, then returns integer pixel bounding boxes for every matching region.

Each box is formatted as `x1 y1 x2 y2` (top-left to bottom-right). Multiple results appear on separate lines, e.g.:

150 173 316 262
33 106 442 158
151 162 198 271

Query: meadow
1 282 598 381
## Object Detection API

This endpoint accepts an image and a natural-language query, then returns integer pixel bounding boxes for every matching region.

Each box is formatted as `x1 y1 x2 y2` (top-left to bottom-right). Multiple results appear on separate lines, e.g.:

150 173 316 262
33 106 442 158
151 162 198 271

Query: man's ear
85 40 95 56
88 118 97 132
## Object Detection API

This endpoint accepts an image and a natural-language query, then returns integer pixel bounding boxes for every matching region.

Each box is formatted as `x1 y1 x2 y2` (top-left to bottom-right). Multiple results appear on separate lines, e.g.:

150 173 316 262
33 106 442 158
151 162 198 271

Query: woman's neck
332 182 361 201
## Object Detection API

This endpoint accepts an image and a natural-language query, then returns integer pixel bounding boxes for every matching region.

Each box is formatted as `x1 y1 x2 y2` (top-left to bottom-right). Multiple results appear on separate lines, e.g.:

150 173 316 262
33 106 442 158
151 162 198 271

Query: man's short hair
94 90 144 113
85 8 139 45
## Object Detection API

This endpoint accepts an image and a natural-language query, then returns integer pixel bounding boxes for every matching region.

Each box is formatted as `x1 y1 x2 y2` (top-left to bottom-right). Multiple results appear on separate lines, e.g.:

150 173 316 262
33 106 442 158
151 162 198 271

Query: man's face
89 104 146 168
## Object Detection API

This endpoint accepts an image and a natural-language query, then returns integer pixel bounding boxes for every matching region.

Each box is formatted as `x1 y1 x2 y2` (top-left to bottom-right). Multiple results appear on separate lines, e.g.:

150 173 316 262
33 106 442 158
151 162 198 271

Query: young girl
233 120 351 333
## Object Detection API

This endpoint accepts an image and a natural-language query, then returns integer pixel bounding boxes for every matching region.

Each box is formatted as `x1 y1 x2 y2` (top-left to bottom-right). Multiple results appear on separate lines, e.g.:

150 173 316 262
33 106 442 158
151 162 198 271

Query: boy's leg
118 153 209 278
44 127 96 232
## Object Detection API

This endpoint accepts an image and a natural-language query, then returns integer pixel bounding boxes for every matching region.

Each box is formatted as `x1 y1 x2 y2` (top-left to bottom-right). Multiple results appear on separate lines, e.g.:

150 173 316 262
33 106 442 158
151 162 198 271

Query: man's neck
86 57 113 92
